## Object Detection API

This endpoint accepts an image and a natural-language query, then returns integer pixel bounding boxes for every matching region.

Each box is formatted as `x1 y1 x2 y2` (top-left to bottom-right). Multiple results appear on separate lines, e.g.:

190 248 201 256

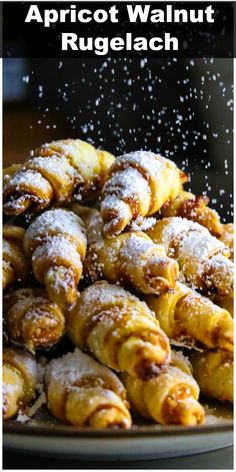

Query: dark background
3 57 233 222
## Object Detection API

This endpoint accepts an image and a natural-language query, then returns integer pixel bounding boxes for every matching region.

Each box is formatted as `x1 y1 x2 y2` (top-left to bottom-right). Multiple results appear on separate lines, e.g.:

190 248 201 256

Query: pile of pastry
3 139 233 429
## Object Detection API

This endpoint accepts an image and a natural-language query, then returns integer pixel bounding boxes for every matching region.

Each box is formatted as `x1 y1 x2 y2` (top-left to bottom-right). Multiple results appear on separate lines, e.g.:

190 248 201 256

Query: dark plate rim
3 419 233 438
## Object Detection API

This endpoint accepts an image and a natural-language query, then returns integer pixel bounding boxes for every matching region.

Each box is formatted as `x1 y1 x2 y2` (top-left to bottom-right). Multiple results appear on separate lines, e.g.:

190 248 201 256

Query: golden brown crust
3 347 38 420
45 348 131 428
123 351 205 426
80 207 179 295
146 217 233 297
219 223 234 260
3 225 29 290
160 191 223 237
191 350 233 403
3 139 114 216
67 281 171 379
4 288 65 353
212 294 233 317
23 208 87 309
101 151 186 237
146 282 233 351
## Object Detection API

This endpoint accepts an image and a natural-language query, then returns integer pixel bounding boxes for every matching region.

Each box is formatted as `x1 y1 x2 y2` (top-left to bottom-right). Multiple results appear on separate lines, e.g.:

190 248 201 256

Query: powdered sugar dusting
44 139 83 157
32 235 82 267
114 151 168 180
25 208 86 248
205 254 234 294
120 233 158 263
148 217 232 294
179 230 226 260
4 169 50 192
86 210 104 243
209 253 233 272
27 155 76 181
46 347 124 391
130 216 157 231
160 217 207 250
103 167 150 201
15 411 32 423
79 280 153 316
101 195 131 220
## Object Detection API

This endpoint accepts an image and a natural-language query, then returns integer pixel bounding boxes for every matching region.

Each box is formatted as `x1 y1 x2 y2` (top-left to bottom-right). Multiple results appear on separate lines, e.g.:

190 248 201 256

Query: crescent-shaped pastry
191 350 233 403
73 205 179 295
67 281 171 380
3 347 38 420
100 150 187 236
4 288 65 353
146 217 233 297
45 348 131 428
160 190 222 237
146 282 233 351
3 139 114 215
123 350 205 426
23 208 87 308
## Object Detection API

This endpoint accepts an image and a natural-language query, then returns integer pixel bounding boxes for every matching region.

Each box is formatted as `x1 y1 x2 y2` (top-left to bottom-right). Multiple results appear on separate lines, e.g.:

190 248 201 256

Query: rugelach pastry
45 348 132 428
67 281 171 380
101 150 187 237
23 208 87 308
3 139 114 215
3 347 38 420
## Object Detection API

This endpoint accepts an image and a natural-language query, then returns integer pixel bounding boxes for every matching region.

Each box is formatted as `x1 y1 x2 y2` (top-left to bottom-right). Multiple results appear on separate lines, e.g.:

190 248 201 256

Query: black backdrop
3 57 233 221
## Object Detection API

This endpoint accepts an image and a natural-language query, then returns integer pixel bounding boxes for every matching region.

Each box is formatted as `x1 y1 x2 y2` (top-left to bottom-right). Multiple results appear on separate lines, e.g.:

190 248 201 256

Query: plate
3 403 233 460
